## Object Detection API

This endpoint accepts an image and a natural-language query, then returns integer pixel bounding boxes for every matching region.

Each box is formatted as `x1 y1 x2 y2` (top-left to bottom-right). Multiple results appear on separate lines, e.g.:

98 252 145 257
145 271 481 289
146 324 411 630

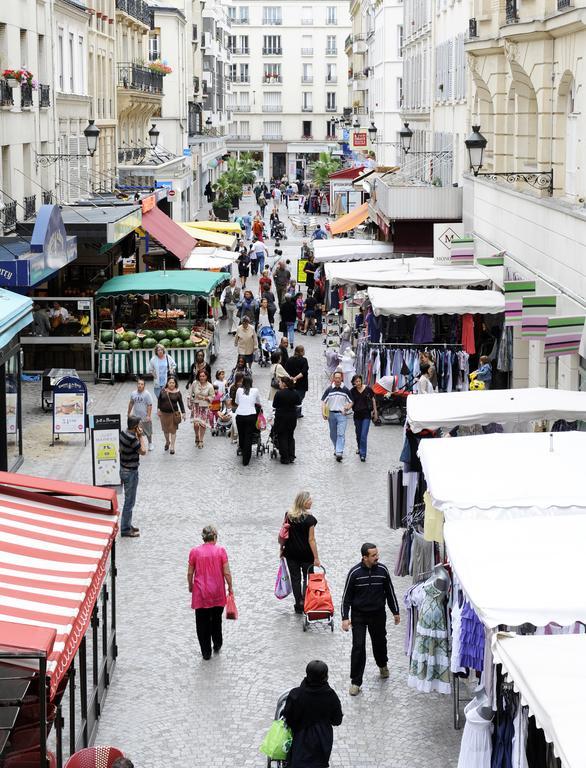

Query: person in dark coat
272 377 300 464
285 345 309 417
278 336 290 365
280 294 297 343
283 660 343 768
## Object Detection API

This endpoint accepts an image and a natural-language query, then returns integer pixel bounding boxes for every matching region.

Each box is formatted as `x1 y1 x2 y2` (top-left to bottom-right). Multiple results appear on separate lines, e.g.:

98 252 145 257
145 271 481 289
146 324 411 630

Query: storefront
0 289 33 471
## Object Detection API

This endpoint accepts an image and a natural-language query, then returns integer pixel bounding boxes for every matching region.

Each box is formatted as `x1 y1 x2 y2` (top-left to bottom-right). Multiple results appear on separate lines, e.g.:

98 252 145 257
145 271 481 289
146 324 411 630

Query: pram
264 690 291 768
303 565 334 633
258 326 278 367
252 408 268 456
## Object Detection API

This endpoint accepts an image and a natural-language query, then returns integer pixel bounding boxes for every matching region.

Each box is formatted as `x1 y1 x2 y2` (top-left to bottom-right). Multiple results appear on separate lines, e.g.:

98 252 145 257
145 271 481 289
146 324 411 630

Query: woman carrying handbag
157 375 186 454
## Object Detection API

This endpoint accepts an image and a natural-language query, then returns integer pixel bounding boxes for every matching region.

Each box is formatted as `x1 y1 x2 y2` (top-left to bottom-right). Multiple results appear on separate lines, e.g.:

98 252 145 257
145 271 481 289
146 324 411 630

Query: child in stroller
212 395 235 437
258 326 278 367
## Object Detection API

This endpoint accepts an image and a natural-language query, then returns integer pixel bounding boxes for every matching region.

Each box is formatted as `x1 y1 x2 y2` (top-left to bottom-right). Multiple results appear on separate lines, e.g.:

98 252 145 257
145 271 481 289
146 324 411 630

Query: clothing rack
366 342 464 349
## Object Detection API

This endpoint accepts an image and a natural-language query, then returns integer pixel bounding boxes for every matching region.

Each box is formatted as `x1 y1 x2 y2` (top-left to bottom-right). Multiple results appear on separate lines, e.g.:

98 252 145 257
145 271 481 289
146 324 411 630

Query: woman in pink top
187 525 233 660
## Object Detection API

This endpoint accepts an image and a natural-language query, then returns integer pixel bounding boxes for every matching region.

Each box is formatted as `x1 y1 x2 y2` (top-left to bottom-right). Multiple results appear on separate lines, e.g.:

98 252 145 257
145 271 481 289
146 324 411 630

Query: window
301 35 313 55
326 92 336 111
229 119 238 135
239 7 249 22
229 63 237 80
263 91 282 111
240 120 250 136
326 35 337 54
397 76 403 107
398 25 403 56
239 63 249 81
262 7 282 24
239 91 250 107
263 35 281 54
239 35 249 53
227 35 237 52
326 63 337 82
263 120 281 139
78 36 84 93
302 91 312 111
326 6 337 24
57 29 64 89
301 6 313 23
326 119 337 138
228 6 236 20
302 63 313 83
68 33 74 91
302 120 312 137
228 92 237 109
149 32 160 61
263 63 282 82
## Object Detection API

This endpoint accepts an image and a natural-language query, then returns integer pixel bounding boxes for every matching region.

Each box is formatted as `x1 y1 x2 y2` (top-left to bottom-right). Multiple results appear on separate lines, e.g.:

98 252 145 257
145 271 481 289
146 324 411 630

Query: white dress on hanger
457 698 493 768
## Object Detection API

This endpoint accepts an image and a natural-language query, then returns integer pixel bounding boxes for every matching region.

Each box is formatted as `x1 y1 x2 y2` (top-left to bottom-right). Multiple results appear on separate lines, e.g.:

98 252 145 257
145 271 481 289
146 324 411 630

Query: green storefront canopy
95 269 225 298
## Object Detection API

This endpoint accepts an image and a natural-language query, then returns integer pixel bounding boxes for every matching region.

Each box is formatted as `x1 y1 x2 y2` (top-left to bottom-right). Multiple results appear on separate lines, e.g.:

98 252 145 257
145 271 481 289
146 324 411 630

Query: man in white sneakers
128 378 154 450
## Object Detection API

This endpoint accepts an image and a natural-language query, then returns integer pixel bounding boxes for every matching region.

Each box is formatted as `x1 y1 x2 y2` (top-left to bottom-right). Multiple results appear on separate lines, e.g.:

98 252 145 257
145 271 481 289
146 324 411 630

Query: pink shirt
188 542 228 610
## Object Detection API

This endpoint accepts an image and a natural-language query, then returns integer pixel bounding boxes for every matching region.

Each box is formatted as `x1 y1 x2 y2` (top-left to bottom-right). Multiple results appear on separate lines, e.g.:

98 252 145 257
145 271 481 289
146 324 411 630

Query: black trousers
275 413 296 463
350 609 388 686
286 557 310 609
236 413 257 466
195 606 223 658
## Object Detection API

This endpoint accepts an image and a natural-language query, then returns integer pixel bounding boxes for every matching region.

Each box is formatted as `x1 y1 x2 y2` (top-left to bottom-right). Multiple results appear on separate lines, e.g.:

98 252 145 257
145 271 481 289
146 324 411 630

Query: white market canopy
418 431 586 521
492 634 586 768
184 247 237 270
313 240 394 263
444 515 586 628
407 387 586 432
326 260 490 288
368 287 505 316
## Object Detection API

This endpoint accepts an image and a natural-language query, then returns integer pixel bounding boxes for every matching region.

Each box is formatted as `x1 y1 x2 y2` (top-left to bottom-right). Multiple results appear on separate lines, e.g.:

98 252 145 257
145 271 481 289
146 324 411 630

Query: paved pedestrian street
20 216 464 767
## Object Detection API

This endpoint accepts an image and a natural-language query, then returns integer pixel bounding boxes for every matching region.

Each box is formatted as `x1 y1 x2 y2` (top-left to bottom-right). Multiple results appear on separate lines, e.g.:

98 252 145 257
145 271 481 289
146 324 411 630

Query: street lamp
148 123 160 149
205 116 212 128
464 125 487 175
37 119 101 167
352 117 360 129
367 121 378 142
399 121 452 160
83 120 100 157
399 122 413 154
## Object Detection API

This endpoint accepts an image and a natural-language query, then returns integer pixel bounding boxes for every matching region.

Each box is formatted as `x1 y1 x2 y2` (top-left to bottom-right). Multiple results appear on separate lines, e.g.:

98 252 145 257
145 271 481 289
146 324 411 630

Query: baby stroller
211 399 233 437
258 326 278 366
266 415 279 459
252 408 268 456
264 690 291 767
303 565 334 633
271 220 287 240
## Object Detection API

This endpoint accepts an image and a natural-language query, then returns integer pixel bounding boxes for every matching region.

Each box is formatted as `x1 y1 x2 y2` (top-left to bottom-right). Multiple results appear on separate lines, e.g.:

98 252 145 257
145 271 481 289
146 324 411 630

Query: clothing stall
312 240 394 263
326 260 492 288
368 287 505 316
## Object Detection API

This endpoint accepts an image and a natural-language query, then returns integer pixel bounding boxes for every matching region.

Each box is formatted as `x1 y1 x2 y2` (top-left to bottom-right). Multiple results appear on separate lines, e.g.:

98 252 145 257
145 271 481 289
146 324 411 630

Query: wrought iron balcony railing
115 0 152 27
24 194 36 220
117 63 163 94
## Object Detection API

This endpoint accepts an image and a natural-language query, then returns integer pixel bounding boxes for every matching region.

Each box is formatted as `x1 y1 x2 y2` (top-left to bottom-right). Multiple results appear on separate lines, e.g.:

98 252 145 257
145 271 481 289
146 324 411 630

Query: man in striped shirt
341 543 400 696
321 371 353 461
119 416 147 538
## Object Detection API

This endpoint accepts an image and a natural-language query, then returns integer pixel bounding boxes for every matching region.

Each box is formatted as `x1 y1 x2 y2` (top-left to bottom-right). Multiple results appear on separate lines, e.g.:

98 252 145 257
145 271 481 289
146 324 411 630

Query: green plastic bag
259 718 293 760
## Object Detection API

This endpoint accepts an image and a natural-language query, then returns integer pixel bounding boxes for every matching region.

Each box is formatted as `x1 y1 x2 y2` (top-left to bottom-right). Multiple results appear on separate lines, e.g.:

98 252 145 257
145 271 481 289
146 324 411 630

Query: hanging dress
407 582 451 694
457 698 493 768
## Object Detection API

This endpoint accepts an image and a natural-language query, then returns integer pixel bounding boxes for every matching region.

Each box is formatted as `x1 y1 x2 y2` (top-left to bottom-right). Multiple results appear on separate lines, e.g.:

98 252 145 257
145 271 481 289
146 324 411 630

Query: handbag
167 391 182 425
270 364 280 390
259 718 292 761
225 593 238 620
274 558 292 600
277 512 290 545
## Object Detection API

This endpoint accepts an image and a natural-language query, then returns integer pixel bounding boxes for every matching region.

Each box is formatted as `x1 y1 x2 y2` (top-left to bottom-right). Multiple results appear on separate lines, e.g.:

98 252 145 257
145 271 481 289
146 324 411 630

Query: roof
0 289 33 348
0 471 118 699
95 269 225 298
178 225 237 250
18 204 142 245
326 261 490 288
329 202 370 235
313 240 394 263
184 221 242 234
184 248 237 270
407 386 586 431
367 286 505 316
328 166 365 180
141 207 196 265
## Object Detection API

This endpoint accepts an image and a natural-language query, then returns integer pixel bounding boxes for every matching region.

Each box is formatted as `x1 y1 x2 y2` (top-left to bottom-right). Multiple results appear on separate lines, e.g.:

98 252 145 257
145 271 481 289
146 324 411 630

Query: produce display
99 326 208 350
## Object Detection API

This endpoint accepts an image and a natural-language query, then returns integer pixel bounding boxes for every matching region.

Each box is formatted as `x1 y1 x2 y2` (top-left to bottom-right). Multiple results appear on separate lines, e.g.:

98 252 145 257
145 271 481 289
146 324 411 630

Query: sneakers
336 454 343 462
149 443 154 451
379 666 390 679
349 684 361 696
121 529 140 538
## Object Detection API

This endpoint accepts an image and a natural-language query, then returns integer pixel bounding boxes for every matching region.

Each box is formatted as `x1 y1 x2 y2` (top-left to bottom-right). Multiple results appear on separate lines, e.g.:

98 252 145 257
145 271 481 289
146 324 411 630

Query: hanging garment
413 314 433 344
457 698 493 768
423 491 444 544
491 693 516 768
512 705 529 768
497 325 513 373
462 313 476 354
450 587 466 674
460 601 485 672
407 582 451 694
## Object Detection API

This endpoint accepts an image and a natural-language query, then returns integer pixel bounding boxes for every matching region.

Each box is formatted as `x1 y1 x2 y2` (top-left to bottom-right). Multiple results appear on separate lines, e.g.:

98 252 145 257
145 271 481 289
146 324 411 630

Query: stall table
129 346 210 376
97 350 129 378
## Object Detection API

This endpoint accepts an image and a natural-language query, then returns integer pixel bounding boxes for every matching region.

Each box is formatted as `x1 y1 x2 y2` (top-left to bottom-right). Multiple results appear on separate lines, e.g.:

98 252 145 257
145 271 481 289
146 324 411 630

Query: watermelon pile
104 326 203 350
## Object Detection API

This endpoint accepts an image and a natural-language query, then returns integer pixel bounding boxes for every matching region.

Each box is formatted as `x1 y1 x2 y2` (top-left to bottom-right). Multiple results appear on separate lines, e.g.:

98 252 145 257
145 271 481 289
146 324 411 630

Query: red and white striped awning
0 472 118 699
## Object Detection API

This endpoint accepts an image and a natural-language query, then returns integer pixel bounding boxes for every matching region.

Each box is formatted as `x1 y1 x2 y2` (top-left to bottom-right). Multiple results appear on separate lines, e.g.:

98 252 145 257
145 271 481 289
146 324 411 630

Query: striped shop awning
0 472 118 699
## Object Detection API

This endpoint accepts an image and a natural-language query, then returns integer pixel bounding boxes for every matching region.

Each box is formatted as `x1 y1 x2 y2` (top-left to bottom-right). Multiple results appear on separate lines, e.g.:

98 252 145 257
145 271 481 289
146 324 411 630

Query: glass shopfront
0 338 23 471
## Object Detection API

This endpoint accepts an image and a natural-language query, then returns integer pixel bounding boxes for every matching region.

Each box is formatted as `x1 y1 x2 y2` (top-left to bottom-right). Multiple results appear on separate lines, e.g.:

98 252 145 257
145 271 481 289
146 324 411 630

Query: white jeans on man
225 302 238 332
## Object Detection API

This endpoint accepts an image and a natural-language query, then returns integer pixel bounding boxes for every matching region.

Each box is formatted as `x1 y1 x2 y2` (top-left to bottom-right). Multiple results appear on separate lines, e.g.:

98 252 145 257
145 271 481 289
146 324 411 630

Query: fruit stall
94 270 227 381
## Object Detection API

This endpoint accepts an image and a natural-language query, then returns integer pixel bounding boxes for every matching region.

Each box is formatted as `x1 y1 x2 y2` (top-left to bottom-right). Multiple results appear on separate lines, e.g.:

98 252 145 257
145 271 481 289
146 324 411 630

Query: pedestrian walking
242 211 252 240
119 416 147 538
303 253 317 293
127 377 154 451
238 289 258 322
237 248 250 288
280 491 319 612
273 260 291 306
268 351 288 402
285 345 309 417
273 377 300 464
259 268 272 295
321 371 353 461
148 344 177 400
234 315 258 367
278 336 290 365
157 375 186 455
417 362 435 394
186 349 212 389
189 369 215 448
251 238 269 273
228 357 251 387
283 660 343 768
341 543 400 696
280 294 297 348
187 525 233 660
234 375 262 466
252 214 264 240
349 375 378 462
259 195 267 218
220 278 241 334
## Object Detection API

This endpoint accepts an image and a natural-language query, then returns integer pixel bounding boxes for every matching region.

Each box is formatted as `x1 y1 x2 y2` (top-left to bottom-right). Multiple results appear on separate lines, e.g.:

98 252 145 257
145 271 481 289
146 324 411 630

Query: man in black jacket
341 542 400 696
283 660 343 768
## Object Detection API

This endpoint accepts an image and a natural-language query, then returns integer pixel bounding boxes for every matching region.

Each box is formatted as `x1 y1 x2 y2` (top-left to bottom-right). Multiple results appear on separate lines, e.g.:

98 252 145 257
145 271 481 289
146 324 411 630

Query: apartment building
225 0 350 181
465 0 586 390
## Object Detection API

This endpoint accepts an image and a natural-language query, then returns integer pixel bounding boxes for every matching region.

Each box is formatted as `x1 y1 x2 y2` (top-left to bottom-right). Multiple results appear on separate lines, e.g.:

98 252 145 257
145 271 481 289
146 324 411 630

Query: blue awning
0 288 33 349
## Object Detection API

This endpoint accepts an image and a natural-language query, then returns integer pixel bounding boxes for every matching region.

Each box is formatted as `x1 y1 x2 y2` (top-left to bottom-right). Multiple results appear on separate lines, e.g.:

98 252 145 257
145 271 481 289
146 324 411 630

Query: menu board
52 375 87 436
91 414 121 487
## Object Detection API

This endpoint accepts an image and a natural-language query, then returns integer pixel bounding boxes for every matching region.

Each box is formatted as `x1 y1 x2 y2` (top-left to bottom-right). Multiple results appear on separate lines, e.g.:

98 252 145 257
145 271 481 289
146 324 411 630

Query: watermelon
117 340 130 350
171 338 183 348
153 330 167 341
123 331 137 342
178 328 191 341
183 339 195 348
166 329 179 340
158 337 168 347
142 337 156 349
114 332 124 345
129 339 142 350
142 329 154 338
101 330 113 343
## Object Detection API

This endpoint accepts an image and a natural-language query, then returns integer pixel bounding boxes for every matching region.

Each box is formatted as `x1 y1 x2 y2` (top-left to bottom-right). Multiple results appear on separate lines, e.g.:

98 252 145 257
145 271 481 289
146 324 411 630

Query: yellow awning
178 224 238 250
183 220 243 234
329 202 370 235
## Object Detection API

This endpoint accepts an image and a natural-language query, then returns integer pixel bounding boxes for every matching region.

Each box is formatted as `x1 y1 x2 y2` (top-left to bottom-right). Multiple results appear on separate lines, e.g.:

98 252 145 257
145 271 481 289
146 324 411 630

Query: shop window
4 350 21 471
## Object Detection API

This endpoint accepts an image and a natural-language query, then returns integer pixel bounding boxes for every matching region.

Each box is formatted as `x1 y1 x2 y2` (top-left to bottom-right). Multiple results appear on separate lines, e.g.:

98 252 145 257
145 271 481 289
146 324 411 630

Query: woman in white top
417 362 435 395
235 375 262 466
268 350 288 402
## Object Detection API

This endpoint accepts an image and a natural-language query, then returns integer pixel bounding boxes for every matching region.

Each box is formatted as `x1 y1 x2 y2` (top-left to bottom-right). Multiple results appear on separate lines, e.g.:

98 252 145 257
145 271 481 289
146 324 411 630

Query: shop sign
52 375 87 437
297 259 308 284
352 131 368 148
91 414 121 486
141 194 156 214
183 148 192 157
433 223 464 264
6 392 16 434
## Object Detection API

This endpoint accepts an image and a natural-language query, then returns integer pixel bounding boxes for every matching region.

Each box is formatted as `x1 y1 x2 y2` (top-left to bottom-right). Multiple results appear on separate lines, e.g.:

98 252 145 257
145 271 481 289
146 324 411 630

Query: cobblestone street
20 203 463 767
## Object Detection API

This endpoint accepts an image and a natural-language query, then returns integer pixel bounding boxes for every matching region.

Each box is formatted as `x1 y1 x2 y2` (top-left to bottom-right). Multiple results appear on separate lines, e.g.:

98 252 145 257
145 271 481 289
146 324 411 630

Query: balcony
468 17 478 37
231 16 249 24
353 105 367 114
301 134 313 140
301 76 313 84
117 63 163 94
230 76 250 84
326 18 337 25
232 104 251 111
325 48 337 56
325 76 337 84
262 105 283 112
42 191 54 205
325 133 336 140
3 201 17 232
228 134 251 140
193 76 200 94
24 194 36 220
39 84 50 107
263 76 282 84
231 47 249 55
21 83 33 108
115 0 152 27
345 34 352 50
353 71 366 80
263 47 282 55
262 134 282 140
301 18 313 24
557 0 571 6
301 48 314 56
505 0 519 22
301 105 313 112
263 18 282 24
325 106 337 112
0 81 13 107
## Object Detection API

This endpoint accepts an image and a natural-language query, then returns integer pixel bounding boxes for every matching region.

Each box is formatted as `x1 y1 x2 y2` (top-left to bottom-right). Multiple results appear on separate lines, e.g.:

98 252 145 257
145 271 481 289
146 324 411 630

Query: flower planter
6 79 18 89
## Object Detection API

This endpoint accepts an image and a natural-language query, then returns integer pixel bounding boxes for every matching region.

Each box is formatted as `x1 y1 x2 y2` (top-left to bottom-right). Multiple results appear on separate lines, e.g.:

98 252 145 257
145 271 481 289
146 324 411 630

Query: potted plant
3 68 37 89
212 191 232 220
148 59 173 75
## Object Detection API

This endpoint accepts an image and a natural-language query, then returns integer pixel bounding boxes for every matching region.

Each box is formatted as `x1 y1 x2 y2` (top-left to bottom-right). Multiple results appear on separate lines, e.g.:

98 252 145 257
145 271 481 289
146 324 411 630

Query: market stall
185 220 242 235
326 261 492 288
312 240 394 263
184 248 238 271
368 287 505 316
179 224 238 251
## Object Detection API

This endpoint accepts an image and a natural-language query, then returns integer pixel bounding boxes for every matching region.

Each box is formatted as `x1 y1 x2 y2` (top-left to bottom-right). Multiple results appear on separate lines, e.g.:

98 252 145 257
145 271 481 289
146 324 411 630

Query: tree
310 152 342 188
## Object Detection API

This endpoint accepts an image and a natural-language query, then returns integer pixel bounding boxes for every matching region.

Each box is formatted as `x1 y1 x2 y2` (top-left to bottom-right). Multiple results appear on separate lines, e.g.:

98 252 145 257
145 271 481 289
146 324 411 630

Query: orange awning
329 202 369 235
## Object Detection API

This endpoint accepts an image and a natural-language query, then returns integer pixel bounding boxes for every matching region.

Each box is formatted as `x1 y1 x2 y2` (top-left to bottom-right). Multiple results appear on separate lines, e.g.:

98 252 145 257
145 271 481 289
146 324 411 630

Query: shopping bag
226 593 238 620
256 411 267 430
259 718 292 760
274 557 292 600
